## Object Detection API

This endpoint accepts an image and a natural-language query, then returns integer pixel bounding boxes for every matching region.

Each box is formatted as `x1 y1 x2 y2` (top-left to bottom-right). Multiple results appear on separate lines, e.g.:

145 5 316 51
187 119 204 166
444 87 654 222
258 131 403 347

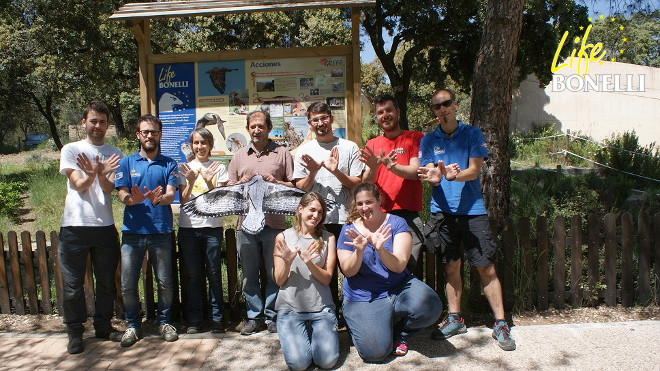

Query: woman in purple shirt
337 182 441 362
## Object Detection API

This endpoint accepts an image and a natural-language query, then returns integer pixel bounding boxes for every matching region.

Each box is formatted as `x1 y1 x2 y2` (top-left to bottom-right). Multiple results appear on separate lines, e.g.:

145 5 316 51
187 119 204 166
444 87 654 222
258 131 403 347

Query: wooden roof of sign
110 0 377 21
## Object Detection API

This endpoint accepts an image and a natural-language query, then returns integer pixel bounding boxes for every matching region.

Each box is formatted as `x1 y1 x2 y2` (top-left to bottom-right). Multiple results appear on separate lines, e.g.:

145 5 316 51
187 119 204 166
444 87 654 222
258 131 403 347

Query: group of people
58 90 516 368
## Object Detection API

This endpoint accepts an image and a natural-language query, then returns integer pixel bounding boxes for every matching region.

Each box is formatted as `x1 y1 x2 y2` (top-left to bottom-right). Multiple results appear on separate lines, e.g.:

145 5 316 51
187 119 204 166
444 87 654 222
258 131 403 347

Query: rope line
562 150 660 183
567 133 660 160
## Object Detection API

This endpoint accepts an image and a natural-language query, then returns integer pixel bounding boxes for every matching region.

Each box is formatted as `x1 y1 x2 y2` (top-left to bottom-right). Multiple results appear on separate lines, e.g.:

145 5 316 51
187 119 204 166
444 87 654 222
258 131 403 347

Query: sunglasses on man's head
432 99 454 110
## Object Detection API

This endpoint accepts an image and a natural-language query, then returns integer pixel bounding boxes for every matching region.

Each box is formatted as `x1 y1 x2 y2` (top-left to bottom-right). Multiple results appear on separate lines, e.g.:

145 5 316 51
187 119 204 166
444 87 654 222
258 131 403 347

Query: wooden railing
0 211 658 319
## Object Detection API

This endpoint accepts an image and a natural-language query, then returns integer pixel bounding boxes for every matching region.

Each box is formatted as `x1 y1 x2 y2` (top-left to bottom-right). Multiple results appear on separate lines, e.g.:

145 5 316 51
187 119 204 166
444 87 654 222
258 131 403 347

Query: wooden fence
0 211 658 320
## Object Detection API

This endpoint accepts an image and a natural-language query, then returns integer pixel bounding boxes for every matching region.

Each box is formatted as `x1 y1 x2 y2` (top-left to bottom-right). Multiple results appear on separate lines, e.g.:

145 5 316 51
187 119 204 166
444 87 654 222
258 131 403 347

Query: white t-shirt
178 160 229 228
60 140 123 227
293 137 364 224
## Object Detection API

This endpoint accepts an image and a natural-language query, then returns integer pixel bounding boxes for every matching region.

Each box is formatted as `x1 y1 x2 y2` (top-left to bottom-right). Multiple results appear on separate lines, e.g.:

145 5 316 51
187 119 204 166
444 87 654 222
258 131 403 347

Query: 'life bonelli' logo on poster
159 65 189 89
550 16 645 93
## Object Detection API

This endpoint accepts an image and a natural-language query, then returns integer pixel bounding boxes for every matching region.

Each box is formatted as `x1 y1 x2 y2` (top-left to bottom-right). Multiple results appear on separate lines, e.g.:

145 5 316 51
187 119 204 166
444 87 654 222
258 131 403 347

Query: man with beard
293 102 363 239
361 94 425 272
115 114 179 347
58 101 123 354
228 110 294 335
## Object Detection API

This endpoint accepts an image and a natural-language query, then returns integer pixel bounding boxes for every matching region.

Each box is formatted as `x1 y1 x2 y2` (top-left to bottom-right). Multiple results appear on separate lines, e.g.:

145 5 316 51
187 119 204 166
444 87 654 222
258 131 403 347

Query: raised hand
369 223 392 251
129 184 148 204
179 163 198 184
343 228 368 252
299 239 321 263
301 154 323 173
360 145 380 170
145 185 163 205
274 239 298 263
444 162 460 180
323 146 339 173
379 149 398 170
76 153 99 178
99 154 120 177
201 161 221 183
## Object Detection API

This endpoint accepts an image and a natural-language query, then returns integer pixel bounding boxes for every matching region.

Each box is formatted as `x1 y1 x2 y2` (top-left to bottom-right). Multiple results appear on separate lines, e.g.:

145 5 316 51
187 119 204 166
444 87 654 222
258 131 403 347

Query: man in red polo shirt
361 94 425 272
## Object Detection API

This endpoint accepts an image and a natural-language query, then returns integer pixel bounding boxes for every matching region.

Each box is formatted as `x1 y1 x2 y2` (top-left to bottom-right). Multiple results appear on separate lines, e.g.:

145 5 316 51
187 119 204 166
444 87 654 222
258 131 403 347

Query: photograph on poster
332 83 345 92
197 60 245 96
331 69 343 77
299 77 315 87
256 78 275 92
229 89 249 115
327 97 344 109
310 88 319 95
226 133 247 153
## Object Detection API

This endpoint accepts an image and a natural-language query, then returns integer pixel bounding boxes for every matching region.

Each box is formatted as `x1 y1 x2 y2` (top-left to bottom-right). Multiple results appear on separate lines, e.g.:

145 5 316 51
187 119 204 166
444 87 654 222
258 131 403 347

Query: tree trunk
108 99 126 136
29 92 63 150
469 0 525 233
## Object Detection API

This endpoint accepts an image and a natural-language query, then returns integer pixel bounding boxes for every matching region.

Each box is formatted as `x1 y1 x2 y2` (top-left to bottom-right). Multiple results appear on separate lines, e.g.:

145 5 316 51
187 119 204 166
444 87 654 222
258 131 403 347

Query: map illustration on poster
156 56 348 167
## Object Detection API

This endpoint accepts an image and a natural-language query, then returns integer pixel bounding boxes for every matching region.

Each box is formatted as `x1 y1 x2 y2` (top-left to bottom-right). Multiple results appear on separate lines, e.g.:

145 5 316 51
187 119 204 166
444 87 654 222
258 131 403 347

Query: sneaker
432 315 467 340
120 327 140 348
159 323 178 342
240 319 266 335
211 321 225 334
267 321 277 333
95 329 123 342
492 322 516 351
186 323 200 334
393 341 408 356
67 334 83 354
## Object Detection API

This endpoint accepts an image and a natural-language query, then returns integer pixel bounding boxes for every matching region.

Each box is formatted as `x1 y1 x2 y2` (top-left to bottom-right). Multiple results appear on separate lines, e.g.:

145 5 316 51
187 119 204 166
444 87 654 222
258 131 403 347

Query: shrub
0 180 28 218
594 131 660 188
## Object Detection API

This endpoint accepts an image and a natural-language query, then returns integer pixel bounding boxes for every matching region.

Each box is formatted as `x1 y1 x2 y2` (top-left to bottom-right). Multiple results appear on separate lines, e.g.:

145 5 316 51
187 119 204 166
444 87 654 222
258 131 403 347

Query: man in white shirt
293 102 363 239
58 101 123 354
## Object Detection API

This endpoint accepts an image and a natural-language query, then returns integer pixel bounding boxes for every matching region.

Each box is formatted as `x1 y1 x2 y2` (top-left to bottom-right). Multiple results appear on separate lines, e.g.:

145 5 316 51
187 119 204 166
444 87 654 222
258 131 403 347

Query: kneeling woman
338 182 442 362
273 192 339 371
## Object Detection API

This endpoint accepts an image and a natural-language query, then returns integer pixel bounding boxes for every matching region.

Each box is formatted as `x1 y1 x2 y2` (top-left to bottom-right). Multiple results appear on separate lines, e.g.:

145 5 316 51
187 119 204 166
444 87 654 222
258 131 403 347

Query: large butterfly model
182 175 312 234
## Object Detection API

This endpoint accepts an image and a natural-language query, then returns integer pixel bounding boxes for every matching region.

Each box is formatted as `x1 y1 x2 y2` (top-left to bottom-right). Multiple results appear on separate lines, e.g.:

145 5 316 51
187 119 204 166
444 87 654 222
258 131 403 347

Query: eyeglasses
138 130 161 137
432 99 454 110
309 114 331 124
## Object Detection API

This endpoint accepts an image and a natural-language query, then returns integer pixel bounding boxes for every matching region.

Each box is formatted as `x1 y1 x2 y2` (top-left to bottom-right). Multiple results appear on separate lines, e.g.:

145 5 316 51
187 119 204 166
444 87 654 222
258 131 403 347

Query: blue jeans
343 276 442 362
59 226 119 335
277 308 339 371
121 233 174 328
178 227 224 323
236 227 281 321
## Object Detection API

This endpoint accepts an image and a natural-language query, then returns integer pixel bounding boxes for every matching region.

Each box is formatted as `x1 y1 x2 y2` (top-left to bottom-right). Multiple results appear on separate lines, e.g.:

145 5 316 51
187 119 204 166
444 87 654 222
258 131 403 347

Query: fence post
621 213 634 307
587 213 601 306
502 218 515 313
519 217 532 309
225 229 240 320
51 231 64 315
604 214 617 306
35 231 53 314
537 216 549 311
570 215 583 308
655 212 660 306
21 231 39 314
553 217 566 309
637 211 651 305
0 233 10 314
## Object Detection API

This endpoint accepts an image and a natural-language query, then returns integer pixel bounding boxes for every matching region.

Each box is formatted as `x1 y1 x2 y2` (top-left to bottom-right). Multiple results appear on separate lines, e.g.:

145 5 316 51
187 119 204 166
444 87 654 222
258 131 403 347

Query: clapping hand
359 146 380 170
179 163 198 184
99 154 120 177
274 239 298 263
323 147 339 173
301 154 323 173
343 228 368 252
418 161 461 185
369 223 392 251
299 239 321 263
76 153 99 178
201 161 221 183
378 149 397 170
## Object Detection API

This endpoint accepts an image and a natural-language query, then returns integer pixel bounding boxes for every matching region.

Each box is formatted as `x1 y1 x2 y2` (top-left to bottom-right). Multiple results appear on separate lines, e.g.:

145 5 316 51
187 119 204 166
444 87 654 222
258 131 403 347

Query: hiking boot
267 321 278 333
492 322 516 351
432 315 467 340
186 323 200 334
240 319 266 335
392 341 408 356
120 327 140 348
95 328 123 342
67 333 83 354
159 323 178 342
211 321 225 334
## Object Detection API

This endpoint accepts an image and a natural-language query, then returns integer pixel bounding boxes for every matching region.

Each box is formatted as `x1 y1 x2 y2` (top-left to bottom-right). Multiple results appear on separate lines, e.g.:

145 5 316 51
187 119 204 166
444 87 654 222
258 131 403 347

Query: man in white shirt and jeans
58 101 123 354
